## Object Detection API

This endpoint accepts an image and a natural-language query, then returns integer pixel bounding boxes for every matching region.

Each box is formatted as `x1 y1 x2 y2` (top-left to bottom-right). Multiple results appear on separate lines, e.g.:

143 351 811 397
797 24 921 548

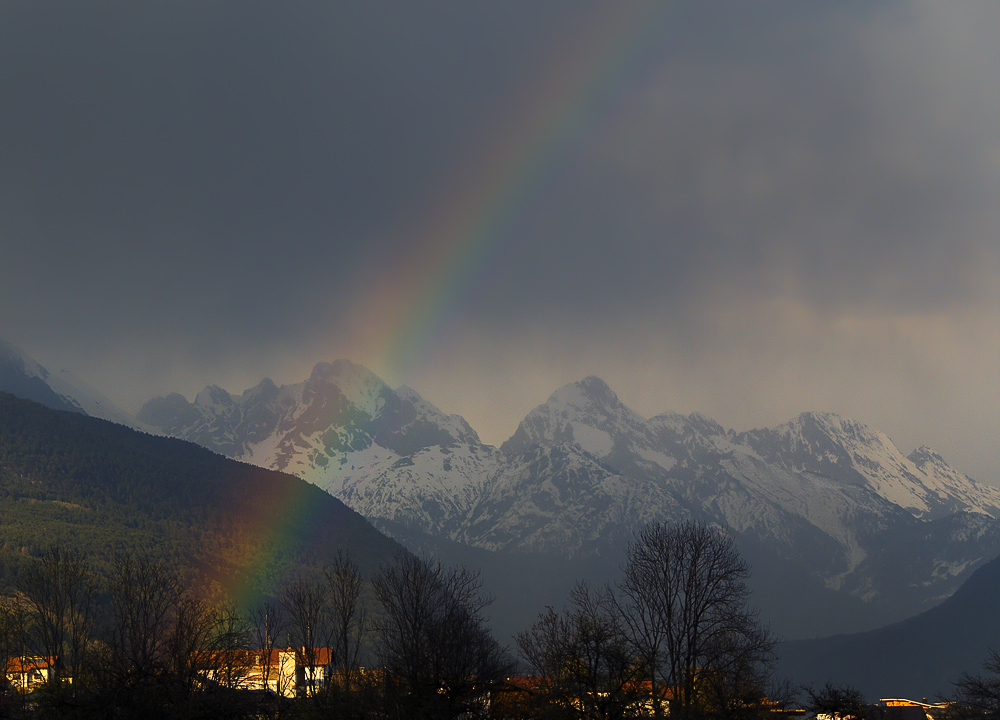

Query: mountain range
132 359 1000 635
4 383 995 701
3 343 999 641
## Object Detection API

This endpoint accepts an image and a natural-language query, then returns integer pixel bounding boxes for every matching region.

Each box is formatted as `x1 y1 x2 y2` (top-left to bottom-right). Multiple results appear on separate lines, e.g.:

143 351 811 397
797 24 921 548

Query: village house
2 648 335 698
200 647 334 697
2 656 57 692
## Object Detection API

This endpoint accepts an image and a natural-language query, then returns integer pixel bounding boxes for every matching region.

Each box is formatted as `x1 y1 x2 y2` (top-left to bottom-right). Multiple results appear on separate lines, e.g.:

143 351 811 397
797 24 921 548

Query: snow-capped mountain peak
393 384 422 402
908 445 947 468
501 376 650 459
739 412 1000 520
305 359 388 417
239 377 279 404
906 445 1000 518
683 411 727 438
195 384 235 409
546 376 643 422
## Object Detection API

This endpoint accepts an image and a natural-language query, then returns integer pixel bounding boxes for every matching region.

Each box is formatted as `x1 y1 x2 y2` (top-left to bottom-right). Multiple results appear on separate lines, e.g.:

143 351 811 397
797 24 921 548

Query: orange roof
292 647 333 666
3 656 56 673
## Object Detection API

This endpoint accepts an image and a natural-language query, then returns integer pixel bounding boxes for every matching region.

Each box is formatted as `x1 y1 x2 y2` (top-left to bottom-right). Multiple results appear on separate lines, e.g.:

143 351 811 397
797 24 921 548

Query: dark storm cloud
469 1 998 325
1 1 997 481
0 0 580 347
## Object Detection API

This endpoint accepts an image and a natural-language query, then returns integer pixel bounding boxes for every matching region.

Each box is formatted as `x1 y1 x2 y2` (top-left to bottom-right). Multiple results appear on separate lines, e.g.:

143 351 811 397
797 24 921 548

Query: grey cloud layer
1 1 996 481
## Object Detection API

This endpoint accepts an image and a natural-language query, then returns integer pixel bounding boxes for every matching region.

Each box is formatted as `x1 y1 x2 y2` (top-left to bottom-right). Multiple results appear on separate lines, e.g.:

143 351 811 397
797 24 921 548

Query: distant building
880 698 950 720
200 647 334 697
3 656 57 691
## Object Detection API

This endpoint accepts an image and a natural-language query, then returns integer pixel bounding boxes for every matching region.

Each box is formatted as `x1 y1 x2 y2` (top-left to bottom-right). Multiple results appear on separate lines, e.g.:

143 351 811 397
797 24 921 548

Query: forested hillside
777 552 1000 700
0 392 404 603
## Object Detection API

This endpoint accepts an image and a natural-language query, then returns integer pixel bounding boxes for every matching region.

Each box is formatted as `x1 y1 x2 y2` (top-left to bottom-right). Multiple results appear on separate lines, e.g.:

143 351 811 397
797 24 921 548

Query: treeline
0 521 797 720
0 545 510 720
513 521 781 720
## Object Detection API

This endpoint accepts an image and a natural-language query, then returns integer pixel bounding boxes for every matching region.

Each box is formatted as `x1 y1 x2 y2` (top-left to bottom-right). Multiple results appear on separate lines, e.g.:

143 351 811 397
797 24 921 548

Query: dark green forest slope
0 392 404 604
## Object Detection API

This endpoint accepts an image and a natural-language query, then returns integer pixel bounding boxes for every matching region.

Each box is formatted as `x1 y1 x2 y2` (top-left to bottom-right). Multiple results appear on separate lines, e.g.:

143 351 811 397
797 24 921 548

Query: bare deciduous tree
518 582 641 720
326 549 367 693
952 649 1000 720
373 554 513 720
105 551 187 692
168 595 219 690
281 577 329 697
619 522 776 719
16 546 96 687
248 600 287 695
0 595 29 710
201 602 253 690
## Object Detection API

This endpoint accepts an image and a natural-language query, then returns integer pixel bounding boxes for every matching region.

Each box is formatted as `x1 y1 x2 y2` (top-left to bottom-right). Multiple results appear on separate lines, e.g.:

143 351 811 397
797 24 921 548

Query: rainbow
221 3 676 606
345 2 673 383
207 470 334 609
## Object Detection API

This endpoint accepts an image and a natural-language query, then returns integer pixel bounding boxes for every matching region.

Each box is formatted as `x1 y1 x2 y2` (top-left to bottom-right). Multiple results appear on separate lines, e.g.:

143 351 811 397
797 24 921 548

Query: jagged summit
310 358 375 384
908 445 946 466
502 376 650 459
739 411 1000 520
239 377 279 405
681 411 726 437
782 410 876 439
195 384 235 408
139 361 495 529
544 376 638 417
573 375 622 405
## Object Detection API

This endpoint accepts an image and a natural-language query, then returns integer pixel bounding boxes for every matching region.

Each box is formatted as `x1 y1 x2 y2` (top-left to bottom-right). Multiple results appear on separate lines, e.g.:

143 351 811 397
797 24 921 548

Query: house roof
3 656 56 674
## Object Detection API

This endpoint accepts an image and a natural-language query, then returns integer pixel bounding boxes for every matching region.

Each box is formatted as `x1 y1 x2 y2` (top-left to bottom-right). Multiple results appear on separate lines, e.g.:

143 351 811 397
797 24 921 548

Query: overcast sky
2 1 997 483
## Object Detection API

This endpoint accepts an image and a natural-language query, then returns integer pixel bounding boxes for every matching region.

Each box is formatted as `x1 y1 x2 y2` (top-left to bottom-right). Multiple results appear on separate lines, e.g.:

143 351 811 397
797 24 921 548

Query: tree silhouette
518 582 641 720
326 549 367 693
618 522 776 719
952 649 1000 719
373 554 512 720
281 577 329 697
16 546 96 688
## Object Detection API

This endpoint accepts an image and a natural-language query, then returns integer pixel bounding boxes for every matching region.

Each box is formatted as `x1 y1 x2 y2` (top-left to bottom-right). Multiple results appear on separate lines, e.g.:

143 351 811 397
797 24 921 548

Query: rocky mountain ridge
135 363 1000 628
